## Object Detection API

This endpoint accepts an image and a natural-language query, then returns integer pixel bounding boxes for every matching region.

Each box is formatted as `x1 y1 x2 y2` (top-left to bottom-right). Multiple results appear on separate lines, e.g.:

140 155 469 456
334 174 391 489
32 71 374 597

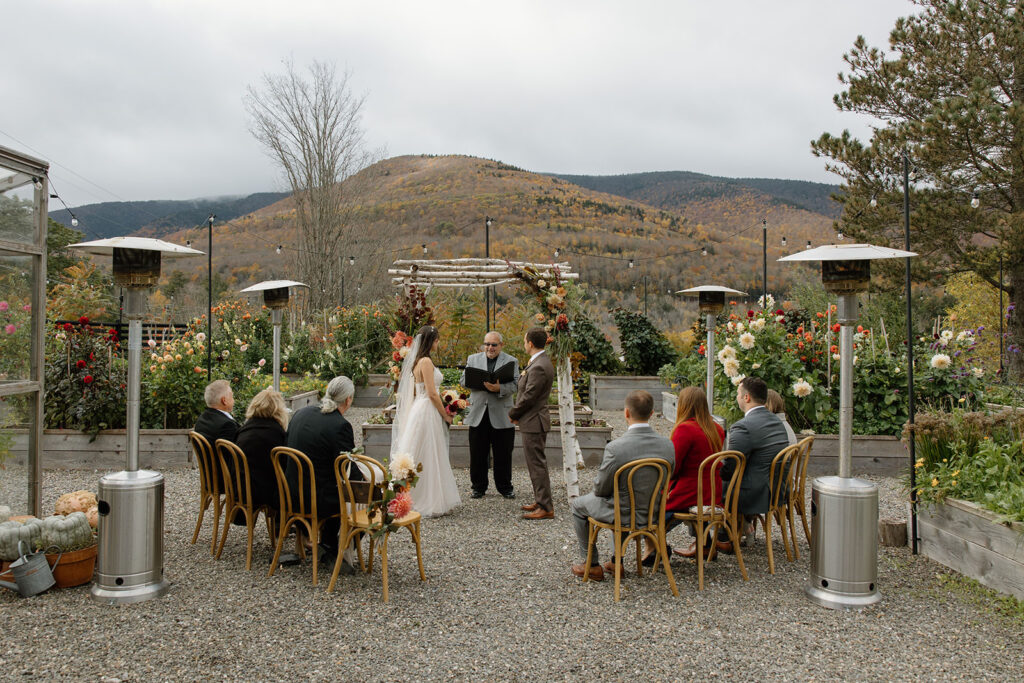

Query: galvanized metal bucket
0 541 60 597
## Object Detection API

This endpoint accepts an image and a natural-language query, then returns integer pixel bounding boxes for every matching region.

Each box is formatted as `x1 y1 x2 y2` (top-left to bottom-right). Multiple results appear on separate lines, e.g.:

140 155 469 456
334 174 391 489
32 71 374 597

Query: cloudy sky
3 0 911 209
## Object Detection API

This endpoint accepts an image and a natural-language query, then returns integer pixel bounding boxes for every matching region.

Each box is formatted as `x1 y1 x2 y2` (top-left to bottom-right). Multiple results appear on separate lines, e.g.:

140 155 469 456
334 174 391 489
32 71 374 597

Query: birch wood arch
389 257 586 501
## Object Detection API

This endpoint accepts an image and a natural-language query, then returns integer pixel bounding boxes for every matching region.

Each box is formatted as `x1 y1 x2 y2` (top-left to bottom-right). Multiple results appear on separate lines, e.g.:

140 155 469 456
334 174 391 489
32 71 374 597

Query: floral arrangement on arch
387 330 413 390
364 451 423 540
509 263 580 360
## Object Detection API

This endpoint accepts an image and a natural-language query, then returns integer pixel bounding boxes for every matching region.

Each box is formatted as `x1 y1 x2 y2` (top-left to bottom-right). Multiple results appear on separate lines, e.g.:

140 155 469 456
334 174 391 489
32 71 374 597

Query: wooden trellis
388 257 586 501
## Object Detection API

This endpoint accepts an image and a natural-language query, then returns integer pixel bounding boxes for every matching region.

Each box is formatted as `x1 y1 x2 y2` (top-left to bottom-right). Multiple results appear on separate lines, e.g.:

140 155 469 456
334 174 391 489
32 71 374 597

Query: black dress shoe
500 491 516 499
470 490 485 499
641 545 670 567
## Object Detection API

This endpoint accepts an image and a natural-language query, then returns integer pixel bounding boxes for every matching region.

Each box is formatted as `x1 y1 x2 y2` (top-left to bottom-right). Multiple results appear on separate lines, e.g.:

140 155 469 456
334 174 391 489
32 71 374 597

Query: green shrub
612 308 677 376
570 315 623 375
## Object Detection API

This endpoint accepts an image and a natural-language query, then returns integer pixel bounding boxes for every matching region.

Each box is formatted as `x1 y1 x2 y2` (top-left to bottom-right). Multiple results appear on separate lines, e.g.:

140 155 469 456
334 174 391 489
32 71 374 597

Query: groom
509 327 556 520
462 331 520 499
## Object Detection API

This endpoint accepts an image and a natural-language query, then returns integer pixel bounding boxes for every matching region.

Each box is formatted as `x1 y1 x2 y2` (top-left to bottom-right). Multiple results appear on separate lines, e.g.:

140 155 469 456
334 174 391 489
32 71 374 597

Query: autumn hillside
153 155 838 329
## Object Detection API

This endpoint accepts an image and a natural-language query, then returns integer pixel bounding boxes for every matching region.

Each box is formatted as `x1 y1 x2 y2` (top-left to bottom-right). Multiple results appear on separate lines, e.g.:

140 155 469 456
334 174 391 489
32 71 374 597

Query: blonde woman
235 388 289 510
765 389 798 446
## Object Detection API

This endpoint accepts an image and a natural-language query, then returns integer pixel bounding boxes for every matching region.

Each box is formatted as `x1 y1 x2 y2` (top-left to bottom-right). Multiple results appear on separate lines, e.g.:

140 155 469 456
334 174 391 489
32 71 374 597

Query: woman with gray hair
284 375 359 560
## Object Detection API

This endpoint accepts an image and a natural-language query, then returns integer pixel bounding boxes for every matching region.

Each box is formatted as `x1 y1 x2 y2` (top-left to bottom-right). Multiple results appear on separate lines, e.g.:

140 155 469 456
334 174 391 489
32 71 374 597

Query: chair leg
210 496 223 555
696 521 707 591
635 536 643 576
267 519 289 577
367 536 376 574
380 533 390 603
765 513 775 575
245 511 255 571
191 494 208 545
411 522 426 581
327 541 345 594
787 501 800 560
310 522 319 587
799 502 813 550
659 530 678 597
729 521 749 581
583 522 597 584
778 508 794 562
613 533 623 602
215 505 232 560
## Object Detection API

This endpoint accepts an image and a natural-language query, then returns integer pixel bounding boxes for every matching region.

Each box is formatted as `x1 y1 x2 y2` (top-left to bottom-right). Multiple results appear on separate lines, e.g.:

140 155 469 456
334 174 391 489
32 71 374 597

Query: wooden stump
878 518 907 547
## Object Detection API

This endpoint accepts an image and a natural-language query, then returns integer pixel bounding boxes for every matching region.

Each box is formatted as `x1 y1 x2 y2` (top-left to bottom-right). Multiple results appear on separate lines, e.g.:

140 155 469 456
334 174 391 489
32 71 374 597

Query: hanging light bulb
71 217 79 227
554 248 560 259
33 178 42 190
837 230 844 240
701 246 707 256
348 255 355 265
275 245 282 254
628 259 635 268
908 168 917 181
869 196 878 208
806 240 812 249
422 244 428 255
971 191 980 209
781 236 787 247
186 240 192 248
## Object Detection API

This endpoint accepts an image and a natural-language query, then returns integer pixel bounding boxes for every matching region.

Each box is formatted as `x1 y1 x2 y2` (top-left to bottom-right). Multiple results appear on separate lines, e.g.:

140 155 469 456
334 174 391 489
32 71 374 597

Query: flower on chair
387 492 413 519
389 452 416 480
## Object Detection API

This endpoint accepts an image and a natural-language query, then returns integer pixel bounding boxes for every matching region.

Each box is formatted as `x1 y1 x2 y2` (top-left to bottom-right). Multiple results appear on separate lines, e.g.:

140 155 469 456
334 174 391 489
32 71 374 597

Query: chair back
188 431 220 497
714 450 747 523
612 458 671 532
693 449 736 513
270 446 318 521
216 439 253 511
793 436 814 498
335 453 379 510
769 443 802 510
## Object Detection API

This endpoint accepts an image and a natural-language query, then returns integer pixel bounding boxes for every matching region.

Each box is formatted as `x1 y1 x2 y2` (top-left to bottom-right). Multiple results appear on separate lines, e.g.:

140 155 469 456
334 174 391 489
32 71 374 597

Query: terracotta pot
46 545 97 588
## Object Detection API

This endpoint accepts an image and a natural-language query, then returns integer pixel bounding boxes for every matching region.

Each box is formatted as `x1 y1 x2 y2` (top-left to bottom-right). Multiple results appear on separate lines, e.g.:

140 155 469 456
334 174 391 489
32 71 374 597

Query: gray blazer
573 425 675 526
461 351 519 429
723 406 791 515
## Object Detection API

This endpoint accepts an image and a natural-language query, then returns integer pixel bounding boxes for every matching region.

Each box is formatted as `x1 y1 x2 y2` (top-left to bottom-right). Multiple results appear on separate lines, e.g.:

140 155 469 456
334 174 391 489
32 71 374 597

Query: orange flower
804 332 813 342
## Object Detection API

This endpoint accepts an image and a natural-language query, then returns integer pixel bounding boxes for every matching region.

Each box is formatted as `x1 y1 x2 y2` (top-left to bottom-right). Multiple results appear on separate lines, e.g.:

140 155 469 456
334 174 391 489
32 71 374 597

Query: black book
462 361 516 390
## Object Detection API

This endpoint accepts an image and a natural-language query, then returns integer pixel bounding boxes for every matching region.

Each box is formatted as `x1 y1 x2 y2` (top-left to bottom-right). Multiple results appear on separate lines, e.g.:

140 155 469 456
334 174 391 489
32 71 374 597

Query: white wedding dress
394 366 461 517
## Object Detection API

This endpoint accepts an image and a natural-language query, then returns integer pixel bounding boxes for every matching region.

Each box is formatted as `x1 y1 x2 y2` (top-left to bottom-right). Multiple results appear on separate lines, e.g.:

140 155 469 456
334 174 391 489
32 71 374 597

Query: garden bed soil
589 375 673 411
917 497 1024 600
362 423 613 468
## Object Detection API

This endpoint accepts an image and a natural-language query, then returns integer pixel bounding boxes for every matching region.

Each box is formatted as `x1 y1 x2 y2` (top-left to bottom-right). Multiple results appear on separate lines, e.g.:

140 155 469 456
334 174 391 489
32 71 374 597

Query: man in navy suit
194 379 239 446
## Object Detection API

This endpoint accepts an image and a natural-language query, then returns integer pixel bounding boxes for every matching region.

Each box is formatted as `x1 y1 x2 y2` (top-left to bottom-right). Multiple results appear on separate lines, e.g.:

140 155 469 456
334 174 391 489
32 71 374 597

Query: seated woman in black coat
235 388 289 511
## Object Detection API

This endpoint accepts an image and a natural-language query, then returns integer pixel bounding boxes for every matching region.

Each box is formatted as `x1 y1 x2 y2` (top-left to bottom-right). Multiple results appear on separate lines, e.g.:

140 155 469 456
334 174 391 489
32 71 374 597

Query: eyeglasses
483 343 501 347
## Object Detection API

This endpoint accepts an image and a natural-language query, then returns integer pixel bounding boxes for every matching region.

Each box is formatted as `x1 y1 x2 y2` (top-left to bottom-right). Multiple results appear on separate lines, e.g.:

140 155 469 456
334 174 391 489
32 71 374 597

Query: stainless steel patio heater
779 243 914 610
677 285 746 427
69 236 203 604
239 280 306 392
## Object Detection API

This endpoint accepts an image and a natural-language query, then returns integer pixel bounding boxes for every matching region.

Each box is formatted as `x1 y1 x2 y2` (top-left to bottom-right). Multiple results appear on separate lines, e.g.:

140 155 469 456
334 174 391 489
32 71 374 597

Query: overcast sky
3 0 912 209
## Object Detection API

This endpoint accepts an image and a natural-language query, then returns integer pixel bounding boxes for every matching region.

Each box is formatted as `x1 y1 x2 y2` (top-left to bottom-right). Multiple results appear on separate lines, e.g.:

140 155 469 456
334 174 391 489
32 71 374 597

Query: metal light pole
207 214 215 376
241 280 307 392
762 219 768 308
485 216 493 331
642 275 649 317
903 153 918 554
340 255 354 308
678 285 745 421
781 243 915 611
69 236 203 604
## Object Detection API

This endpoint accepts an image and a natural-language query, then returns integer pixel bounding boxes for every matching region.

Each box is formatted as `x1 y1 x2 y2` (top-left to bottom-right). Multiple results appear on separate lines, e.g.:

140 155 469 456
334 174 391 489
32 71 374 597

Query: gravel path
1 410 1021 681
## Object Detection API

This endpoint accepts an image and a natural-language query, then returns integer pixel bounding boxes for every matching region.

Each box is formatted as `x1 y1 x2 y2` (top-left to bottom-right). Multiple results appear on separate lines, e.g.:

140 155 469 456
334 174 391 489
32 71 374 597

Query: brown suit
509 350 555 511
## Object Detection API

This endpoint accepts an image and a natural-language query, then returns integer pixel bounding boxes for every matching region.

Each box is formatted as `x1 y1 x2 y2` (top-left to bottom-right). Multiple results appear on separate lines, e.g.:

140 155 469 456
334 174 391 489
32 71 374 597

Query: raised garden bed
362 423 613 468
806 434 907 476
353 374 391 408
589 375 673 412
8 429 192 469
917 497 1024 600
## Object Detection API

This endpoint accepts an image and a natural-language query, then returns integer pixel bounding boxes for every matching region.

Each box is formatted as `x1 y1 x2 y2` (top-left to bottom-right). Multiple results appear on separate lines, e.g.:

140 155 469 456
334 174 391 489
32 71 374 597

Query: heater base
90 578 169 605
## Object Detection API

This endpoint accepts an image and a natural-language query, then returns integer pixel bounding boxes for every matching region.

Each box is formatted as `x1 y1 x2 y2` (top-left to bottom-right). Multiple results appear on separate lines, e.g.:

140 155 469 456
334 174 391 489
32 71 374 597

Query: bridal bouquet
364 451 422 540
441 388 470 424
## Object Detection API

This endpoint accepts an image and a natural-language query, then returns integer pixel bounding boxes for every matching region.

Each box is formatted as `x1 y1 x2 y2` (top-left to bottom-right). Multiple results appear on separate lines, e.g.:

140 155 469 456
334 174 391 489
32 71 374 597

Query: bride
392 325 461 516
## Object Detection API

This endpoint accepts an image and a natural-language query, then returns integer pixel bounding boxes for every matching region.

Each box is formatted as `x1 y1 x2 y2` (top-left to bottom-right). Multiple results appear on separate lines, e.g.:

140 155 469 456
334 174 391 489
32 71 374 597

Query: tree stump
878 518 907 547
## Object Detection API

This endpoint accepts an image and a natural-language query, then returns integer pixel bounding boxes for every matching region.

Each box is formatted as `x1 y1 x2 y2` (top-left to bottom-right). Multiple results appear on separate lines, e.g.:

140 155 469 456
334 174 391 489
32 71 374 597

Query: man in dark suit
286 376 357 559
462 331 519 499
719 376 791 553
194 379 239 445
569 391 674 581
509 327 556 519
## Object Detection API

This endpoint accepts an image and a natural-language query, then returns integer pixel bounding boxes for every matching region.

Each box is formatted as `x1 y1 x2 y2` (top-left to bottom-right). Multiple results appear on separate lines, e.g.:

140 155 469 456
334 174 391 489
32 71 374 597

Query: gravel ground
1 409 1022 681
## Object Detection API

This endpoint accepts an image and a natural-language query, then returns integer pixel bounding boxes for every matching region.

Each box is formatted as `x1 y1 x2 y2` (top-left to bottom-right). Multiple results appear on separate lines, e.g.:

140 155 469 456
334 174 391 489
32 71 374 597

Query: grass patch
935 571 1024 627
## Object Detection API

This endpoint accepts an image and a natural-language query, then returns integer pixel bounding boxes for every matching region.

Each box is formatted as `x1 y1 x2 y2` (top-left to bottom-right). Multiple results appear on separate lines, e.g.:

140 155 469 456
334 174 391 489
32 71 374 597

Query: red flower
83 375 94 384
76 360 87 369
698 344 706 356
831 323 840 333
89 352 95 360
392 351 402 362
108 329 118 337
816 312 824 318
775 309 784 315
62 323 73 331
857 325 864 333
78 316 90 325
555 313 569 331
747 310 755 318
800 356 807 362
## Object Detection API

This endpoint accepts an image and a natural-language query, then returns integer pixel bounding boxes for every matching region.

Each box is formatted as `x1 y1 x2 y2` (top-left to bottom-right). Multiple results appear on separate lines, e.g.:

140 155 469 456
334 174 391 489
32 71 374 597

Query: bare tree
245 59 379 312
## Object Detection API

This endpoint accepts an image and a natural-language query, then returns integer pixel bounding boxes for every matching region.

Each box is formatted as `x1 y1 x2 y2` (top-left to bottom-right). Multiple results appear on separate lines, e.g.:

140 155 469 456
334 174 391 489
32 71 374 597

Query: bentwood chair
672 450 748 590
267 446 339 586
215 439 279 570
755 443 802 574
328 453 425 602
584 458 678 602
188 431 223 555
789 436 815 553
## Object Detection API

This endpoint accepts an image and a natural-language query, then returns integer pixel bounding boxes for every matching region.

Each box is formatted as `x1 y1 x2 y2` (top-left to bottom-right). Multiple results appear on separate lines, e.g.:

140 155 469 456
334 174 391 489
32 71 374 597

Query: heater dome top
240 279 308 293
676 285 747 296
68 236 204 257
778 243 916 262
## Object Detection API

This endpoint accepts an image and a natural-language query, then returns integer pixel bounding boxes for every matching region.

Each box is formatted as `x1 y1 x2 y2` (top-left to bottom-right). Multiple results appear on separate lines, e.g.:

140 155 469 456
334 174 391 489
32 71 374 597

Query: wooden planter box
9 429 192 469
362 423 614 468
353 374 391 408
662 391 677 422
589 375 673 412
284 390 319 413
917 498 1024 600
804 434 907 476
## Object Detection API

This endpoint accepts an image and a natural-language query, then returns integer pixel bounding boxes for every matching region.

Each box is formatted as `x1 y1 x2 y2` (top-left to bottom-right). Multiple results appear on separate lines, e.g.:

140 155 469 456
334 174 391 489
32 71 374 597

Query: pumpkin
0 517 44 561
85 505 99 529
55 490 97 516
39 513 95 552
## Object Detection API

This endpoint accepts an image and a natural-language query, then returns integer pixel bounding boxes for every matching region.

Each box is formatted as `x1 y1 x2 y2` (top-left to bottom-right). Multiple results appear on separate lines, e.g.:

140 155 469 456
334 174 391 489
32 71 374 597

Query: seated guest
765 389 798 447
285 376 359 560
569 391 674 582
194 379 239 446
653 386 726 561
235 388 289 511
718 376 790 552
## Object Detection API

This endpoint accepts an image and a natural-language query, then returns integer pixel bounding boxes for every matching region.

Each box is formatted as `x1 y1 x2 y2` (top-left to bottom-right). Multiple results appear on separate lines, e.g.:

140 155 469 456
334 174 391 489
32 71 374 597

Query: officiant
461 331 520 499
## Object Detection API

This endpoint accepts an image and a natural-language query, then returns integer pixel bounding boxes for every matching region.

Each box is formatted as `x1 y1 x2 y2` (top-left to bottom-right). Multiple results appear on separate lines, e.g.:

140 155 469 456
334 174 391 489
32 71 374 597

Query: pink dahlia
387 492 413 519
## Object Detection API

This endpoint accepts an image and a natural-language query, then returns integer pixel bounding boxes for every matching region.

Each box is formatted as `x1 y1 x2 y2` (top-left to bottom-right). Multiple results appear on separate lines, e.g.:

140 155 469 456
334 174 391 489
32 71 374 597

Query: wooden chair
789 436 815 554
672 450 748 590
187 431 223 555
584 457 678 602
214 439 279 570
266 446 338 586
328 453 425 602
753 443 802 574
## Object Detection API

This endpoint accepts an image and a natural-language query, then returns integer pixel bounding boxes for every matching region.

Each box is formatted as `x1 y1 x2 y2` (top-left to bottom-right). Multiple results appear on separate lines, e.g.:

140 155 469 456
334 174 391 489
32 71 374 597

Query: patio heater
677 286 746 426
69 236 203 604
779 243 914 610
239 280 307 392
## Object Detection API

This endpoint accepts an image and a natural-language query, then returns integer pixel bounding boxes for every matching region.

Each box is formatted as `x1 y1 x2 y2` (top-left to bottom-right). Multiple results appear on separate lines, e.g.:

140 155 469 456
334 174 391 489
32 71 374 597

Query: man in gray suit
510 327 556 519
569 391 675 581
718 376 791 553
462 331 520 499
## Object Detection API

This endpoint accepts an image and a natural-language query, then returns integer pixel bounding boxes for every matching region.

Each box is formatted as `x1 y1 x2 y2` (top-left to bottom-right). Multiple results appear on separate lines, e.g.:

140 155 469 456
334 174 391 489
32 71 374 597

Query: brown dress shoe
522 508 554 520
675 541 715 560
715 540 735 554
601 560 619 574
571 563 604 581
521 502 540 512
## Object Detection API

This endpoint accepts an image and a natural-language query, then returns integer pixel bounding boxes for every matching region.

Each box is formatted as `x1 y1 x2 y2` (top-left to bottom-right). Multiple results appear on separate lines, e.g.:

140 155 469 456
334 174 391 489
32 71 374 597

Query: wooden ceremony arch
389 258 586 501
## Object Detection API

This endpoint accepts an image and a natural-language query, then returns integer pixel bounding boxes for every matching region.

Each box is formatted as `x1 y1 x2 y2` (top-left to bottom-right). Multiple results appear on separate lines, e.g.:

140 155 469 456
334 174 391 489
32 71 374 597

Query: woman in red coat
667 386 725 560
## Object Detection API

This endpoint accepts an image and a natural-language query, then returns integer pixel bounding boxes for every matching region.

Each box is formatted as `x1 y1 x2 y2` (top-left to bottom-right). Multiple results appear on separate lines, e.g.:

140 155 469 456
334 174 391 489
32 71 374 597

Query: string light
421 244 428 255
553 248 560 259
837 230 844 240
971 191 980 209
186 240 192 248
348 255 355 265
806 240 812 249
700 246 707 256
869 196 878 208
276 245 282 254
781 236 787 247
71 217 78 227
628 259 634 268
33 177 42 190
